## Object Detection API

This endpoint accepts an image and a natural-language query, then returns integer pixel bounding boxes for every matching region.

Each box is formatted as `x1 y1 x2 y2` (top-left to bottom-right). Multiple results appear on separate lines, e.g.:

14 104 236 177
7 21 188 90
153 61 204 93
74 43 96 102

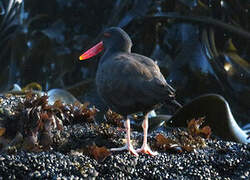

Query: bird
79 27 181 156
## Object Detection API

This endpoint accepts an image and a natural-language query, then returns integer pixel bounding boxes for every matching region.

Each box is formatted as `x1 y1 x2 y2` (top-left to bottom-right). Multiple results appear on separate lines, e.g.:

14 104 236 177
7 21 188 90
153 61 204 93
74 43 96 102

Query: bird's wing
131 53 175 88
129 53 175 96
101 53 176 103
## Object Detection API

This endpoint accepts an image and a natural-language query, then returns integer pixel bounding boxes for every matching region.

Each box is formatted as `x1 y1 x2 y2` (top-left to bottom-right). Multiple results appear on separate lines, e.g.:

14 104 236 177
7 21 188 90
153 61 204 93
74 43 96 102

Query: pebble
0 95 249 179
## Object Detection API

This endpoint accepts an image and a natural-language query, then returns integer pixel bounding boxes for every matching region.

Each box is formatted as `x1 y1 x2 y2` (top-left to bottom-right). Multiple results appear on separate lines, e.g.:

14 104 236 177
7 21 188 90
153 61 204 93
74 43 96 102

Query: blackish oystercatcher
79 27 181 156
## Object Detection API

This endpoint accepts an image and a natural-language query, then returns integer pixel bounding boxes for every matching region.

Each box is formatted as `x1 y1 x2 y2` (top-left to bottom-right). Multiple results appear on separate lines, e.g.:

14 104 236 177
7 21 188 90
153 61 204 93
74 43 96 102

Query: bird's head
79 27 132 61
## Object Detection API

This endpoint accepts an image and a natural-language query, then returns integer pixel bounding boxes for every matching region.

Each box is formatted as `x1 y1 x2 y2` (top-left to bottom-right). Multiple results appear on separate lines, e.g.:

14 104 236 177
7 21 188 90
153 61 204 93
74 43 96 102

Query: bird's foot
136 144 158 156
110 144 139 156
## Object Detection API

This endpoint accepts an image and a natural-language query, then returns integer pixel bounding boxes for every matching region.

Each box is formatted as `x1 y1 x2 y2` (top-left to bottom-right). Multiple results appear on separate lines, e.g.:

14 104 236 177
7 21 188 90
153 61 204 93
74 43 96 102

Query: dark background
0 0 249 125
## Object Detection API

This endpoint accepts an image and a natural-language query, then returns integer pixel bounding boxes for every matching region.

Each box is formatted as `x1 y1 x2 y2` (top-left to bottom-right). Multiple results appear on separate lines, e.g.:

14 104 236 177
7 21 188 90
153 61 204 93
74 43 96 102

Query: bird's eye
103 32 111 38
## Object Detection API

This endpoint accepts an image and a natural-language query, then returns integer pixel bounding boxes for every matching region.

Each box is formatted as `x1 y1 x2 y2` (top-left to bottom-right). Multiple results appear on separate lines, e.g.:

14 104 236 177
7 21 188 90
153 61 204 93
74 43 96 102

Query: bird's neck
99 48 131 64
107 44 131 53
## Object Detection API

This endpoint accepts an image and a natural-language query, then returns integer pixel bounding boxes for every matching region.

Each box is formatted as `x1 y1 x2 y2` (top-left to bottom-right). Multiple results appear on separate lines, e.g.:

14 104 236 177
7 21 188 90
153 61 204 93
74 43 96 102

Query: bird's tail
171 99 182 108
164 82 182 109
164 97 182 114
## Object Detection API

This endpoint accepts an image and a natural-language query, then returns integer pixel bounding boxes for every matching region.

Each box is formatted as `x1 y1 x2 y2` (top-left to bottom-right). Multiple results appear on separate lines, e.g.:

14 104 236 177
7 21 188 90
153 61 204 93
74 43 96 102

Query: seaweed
0 92 98 152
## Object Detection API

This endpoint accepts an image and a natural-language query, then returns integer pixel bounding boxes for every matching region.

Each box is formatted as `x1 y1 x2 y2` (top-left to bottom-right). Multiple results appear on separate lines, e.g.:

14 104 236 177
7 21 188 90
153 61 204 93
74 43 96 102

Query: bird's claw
136 144 158 156
110 144 139 156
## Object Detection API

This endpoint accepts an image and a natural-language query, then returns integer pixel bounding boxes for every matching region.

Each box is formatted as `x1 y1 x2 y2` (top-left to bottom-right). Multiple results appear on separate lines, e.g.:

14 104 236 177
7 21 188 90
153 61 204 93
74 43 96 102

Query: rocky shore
0 93 249 179
0 123 249 179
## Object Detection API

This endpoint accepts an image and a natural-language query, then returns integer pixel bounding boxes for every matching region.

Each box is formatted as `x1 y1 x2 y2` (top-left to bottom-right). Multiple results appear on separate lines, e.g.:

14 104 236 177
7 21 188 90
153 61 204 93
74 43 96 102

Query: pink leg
110 116 138 156
136 113 158 156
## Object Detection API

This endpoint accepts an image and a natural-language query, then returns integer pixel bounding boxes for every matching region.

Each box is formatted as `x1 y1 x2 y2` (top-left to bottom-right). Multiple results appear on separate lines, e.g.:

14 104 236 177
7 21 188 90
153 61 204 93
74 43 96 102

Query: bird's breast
96 63 115 96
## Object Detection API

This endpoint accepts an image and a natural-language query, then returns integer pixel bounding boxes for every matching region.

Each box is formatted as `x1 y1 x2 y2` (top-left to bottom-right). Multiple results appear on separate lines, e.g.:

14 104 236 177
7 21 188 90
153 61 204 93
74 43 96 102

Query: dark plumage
79 27 180 156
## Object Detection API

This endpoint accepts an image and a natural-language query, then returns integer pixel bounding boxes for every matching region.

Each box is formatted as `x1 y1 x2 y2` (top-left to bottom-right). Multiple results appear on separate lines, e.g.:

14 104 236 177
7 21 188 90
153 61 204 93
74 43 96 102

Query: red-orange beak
79 41 104 60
